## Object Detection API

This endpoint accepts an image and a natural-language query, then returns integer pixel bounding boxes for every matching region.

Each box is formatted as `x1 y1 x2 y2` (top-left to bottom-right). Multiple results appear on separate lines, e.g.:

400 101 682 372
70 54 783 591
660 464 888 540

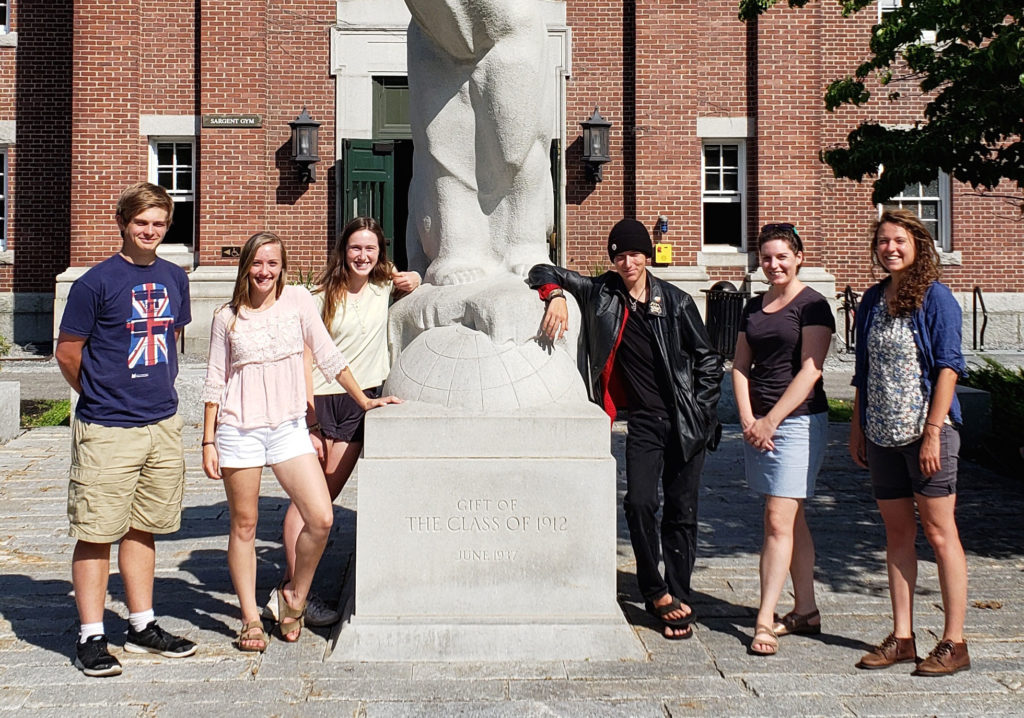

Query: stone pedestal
0 381 19 444
328 400 645 662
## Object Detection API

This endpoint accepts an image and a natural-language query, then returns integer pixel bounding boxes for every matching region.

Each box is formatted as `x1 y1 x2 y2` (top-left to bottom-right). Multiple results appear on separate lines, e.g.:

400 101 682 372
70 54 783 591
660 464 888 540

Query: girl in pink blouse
201 231 397 651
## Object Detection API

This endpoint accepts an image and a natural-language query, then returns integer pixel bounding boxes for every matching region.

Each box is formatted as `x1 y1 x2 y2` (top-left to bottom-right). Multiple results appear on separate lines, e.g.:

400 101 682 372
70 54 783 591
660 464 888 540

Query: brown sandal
235 620 268 652
750 624 778 656
773 609 821 636
277 582 306 643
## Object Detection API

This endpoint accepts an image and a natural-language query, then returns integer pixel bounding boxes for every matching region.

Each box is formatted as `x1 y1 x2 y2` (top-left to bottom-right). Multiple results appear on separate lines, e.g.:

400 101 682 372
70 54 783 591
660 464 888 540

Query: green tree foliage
739 0 1024 211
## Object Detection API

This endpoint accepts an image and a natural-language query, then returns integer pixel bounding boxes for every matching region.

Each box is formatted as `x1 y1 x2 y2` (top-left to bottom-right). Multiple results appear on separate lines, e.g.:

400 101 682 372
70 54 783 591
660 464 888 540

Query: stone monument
329 0 644 661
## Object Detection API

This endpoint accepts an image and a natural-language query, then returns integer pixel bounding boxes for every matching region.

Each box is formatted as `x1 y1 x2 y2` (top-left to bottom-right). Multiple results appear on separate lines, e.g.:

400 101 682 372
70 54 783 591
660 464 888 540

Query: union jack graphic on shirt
125 283 176 368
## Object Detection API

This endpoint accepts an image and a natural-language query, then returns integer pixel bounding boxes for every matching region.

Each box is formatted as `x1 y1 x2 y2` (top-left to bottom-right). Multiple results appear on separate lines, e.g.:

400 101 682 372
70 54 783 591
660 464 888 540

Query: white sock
79 622 105 643
128 609 155 633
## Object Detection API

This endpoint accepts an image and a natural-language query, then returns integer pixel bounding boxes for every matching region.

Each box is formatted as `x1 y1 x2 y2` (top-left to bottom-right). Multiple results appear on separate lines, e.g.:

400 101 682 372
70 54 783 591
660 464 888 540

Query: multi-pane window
702 142 745 248
878 0 899 19
0 2 8 33
878 1 936 43
149 139 194 246
881 171 951 251
0 149 7 250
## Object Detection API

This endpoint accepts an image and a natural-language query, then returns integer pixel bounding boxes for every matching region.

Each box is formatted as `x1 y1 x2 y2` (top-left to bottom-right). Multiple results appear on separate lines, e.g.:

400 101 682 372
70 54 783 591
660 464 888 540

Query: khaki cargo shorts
68 414 186 543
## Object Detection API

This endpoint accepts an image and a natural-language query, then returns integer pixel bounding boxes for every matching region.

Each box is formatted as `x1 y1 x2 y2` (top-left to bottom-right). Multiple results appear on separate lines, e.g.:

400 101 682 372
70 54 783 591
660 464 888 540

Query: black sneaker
124 621 197 658
74 635 123 677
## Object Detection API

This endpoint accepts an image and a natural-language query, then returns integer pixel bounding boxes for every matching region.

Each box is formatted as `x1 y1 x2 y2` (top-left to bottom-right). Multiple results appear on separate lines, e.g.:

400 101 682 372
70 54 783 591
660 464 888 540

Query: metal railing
973 286 988 350
836 285 860 353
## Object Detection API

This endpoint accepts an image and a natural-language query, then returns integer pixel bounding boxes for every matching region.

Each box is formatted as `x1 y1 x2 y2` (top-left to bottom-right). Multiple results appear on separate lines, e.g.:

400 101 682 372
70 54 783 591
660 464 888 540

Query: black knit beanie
607 218 653 260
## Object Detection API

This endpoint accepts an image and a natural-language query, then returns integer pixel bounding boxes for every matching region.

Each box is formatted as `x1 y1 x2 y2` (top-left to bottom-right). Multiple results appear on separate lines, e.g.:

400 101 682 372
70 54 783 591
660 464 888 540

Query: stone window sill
697 248 752 268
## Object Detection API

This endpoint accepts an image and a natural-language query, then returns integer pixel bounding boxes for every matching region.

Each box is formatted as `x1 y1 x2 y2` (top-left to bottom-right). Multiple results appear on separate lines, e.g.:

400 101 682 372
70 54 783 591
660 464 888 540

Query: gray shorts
866 425 960 500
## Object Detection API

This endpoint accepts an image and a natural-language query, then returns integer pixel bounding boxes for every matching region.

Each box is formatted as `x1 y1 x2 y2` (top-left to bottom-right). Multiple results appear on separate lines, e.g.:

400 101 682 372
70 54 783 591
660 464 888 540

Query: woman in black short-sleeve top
732 223 834 656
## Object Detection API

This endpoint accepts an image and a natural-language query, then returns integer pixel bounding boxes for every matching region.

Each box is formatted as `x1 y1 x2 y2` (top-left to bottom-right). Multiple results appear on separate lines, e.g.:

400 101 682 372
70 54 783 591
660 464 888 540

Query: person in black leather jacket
529 218 722 639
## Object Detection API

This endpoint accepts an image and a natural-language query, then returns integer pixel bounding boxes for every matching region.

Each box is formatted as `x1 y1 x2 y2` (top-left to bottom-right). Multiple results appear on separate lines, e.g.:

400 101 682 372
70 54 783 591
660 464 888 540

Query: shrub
0 333 11 358
21 399 72 428
291 267 317 289
960 357 1024 477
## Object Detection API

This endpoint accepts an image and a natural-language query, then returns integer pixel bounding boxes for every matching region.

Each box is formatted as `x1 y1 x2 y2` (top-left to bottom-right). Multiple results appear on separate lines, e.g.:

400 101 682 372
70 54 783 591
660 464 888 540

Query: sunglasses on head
761 222 798 236
759 223 803 250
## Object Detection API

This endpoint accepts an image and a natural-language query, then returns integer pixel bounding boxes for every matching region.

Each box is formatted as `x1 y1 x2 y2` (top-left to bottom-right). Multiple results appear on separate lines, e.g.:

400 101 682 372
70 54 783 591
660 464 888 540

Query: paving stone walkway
0 420 1021 717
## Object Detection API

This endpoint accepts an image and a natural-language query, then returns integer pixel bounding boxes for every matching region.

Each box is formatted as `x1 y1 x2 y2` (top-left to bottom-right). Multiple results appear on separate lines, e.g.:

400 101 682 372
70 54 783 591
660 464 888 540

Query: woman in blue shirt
849 209 970 676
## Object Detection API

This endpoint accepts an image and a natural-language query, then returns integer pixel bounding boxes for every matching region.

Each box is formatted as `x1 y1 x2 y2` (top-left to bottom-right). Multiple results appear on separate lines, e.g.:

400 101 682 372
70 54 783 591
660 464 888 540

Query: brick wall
563 0 629 276
561 1 1023 298
6 0 72 293
195 0 336 274
4 0 1022 309
69 0 144 264
263 1 337 272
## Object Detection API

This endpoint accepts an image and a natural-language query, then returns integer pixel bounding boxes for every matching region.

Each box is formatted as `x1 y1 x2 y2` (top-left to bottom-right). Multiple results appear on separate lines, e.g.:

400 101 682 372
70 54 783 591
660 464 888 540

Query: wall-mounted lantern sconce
289 107 321 183
580 107 612 182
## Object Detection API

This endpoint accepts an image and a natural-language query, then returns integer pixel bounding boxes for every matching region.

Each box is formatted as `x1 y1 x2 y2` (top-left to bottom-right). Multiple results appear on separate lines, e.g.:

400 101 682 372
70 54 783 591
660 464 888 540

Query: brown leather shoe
913 639 971 676
856 632 917 669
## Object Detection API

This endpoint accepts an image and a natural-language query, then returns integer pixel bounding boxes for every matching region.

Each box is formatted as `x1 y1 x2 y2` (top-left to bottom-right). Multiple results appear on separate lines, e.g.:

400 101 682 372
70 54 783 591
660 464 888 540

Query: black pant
623 412 705 604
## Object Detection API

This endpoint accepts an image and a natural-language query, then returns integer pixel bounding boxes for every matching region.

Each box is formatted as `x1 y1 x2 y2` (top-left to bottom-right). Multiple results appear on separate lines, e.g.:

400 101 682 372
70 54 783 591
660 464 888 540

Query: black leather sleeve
527 263 598 307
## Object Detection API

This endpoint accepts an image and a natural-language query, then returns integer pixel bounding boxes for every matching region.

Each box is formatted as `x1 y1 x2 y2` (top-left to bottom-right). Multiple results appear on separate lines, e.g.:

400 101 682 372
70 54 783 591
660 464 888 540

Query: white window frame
148 136 195 248
878 0 899 19
0 2 8 34
701 139 747 251
0 148 7 251
878 1 936 44
878 167 952 252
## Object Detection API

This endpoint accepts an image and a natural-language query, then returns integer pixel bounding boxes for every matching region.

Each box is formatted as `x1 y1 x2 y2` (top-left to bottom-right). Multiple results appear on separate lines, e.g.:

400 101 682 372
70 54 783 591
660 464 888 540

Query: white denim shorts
216 418 315 469
743 411 828 499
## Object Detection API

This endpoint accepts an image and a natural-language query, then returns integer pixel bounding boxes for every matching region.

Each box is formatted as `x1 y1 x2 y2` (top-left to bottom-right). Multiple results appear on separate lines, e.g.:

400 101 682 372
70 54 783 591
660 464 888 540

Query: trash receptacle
701 281 748 359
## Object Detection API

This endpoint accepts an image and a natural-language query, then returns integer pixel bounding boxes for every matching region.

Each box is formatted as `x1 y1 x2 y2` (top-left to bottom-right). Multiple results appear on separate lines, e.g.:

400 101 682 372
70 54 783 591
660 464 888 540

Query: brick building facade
0 0 1021 351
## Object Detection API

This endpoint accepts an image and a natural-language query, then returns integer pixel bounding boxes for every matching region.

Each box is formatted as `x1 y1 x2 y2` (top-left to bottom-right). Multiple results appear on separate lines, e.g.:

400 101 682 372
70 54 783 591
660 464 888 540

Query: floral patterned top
864 301 928 447
202 284 349 430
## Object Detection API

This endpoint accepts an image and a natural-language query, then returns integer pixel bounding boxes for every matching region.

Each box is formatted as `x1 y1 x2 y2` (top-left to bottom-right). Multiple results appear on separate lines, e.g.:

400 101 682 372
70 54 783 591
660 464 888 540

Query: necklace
626 284 646 312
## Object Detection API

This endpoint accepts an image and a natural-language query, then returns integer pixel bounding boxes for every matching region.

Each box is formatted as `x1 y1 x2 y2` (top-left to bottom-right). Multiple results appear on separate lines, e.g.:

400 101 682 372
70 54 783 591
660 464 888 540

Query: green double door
340 138 413 270
341 137 562 271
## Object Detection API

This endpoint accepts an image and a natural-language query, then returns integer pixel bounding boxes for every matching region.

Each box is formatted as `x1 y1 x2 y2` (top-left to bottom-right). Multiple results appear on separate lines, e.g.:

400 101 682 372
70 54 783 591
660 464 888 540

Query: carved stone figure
391 1 582 411
405 0 554 285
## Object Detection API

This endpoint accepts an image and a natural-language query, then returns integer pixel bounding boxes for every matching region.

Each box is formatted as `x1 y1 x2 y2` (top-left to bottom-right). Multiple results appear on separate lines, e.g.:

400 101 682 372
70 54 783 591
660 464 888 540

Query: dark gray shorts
866 425 960 500
313 385 381 443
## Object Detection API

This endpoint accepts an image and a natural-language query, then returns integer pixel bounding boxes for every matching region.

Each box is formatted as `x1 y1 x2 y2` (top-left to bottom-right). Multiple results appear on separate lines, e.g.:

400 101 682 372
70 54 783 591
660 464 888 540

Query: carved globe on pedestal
384 324 588 412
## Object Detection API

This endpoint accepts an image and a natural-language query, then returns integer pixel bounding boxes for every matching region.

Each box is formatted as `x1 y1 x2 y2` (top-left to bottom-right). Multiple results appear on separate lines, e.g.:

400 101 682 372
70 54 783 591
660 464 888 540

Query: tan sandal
750 624 778 656
277 581 306 642
235 620 267 652
773 609 821 636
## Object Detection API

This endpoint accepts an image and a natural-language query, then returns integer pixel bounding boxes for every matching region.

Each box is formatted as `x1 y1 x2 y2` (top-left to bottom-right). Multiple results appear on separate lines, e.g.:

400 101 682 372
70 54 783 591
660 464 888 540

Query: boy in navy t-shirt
56 182 197 676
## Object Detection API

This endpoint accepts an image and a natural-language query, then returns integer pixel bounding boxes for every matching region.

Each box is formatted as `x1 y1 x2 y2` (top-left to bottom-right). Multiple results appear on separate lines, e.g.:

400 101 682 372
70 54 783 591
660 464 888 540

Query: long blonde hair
229 231 288 315
316 217 393 328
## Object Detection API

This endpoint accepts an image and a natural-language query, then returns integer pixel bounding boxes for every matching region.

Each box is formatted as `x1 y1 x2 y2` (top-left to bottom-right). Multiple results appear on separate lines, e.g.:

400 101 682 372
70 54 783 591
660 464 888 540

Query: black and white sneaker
124 621 197 658
74 635 123 677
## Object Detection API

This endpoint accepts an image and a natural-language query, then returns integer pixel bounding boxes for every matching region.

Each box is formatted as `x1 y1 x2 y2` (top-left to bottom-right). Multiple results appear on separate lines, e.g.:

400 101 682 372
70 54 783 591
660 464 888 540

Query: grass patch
960 357 1024 478
21 399 71 428
827 398 853 422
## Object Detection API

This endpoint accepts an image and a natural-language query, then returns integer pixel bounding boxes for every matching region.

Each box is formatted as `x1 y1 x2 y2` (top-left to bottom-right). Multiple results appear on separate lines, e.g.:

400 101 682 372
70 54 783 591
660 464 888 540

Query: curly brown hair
316 217 394 329
871 209 940 317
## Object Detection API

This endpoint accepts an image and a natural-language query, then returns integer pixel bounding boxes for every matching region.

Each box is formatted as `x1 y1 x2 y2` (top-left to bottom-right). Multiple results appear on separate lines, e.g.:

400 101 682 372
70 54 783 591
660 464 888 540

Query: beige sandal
750 624 779 656
236 620 268 652
277 582 306 642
